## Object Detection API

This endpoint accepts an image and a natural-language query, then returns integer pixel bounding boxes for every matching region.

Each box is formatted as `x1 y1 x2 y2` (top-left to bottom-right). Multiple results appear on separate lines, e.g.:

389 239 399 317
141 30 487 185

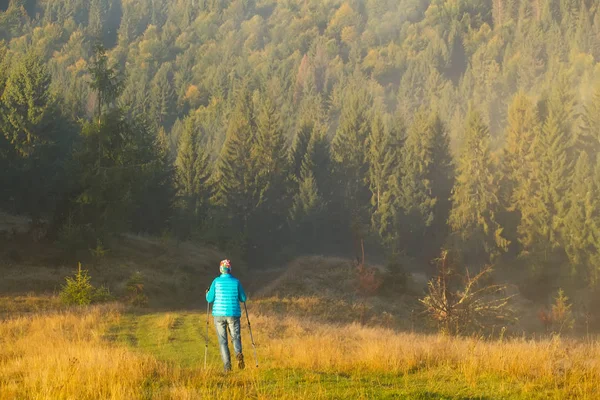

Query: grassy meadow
1 236 599 399
1 296 599 399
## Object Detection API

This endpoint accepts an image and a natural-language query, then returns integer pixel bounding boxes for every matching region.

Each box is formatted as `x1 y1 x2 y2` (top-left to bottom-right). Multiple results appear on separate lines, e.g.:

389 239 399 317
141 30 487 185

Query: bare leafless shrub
420 250 514 335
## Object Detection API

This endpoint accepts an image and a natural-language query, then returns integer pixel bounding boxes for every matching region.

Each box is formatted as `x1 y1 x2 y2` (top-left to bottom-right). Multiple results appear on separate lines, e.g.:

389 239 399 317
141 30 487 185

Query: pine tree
304 126 332 199
449 109 509 261
289 167 324 251
503 92 540 209
580 82 600 157
150 63 176 131
515 80 575 264
372 113 405 247
536 87 574 248
0 52 73 221
289 122 313 183
331 85 372 240
88 44 123 123
247 94 289 260
290 168 323 224
398 109 453 256
368 111 393 213
501 92 540 251
88 0 108 40
175 117 211 234
288 121 332 252
212 85 257 231
563 151 595 277
131 126 176 234
590 158 600 285
1 53 54 157
252 95 288 209
76 109 163 238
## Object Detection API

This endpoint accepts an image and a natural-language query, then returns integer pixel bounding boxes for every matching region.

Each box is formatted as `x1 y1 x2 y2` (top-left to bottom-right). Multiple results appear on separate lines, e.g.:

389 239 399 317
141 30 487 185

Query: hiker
206 259 247 372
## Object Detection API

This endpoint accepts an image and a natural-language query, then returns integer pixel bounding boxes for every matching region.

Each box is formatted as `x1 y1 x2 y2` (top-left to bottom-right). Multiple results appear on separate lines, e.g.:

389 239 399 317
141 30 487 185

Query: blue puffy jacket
206 274 247 317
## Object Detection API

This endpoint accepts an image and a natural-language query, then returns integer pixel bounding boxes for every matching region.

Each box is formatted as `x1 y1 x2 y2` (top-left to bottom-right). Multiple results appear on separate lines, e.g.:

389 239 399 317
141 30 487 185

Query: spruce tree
248 94 289 260
76 109 164 238
535 86 574 249
88 0 108 40
563 151 595 277
289 167 324 251
501 92 540 251
398 109 453 256
150 63 176 131
373 113 405 247
289 121 332 252
131 126 176 234
252 95 288 209
331 86 371 241
503 92 539 209
580 82 600 156
449 109 508 261
368 111 392 213
590 158 600 285
289 122 313 183
0 52 73 222
212 85 256 232
1 53 54 157
88 44 123 123
175 117 211 235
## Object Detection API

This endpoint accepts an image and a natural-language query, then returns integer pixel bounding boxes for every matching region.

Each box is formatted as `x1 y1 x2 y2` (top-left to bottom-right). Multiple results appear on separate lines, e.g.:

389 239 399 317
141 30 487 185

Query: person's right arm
206 279 216 303
238 281 247 303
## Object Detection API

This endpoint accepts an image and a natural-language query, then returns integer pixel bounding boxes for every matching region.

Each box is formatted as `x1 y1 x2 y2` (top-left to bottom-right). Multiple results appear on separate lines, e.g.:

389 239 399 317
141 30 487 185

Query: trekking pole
243 302 258 368
204 300 210 369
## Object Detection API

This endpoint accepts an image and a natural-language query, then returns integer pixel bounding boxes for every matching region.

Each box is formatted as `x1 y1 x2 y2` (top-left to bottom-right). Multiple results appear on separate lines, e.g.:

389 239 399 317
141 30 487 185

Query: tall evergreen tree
563 151 595 278
0 52 73 221
580 82 600 157
150 63 176 131
503 92 540 207
501 92 540 251
397 109 453 257
289 121 332 252
331 84 372 242
247 94 289 260
289 166 324 252
131 126 176 234
212 85 257 233
88 44 123 123
175 117 211 236
372 113 405 247
88 0 108 40
1 53 54 157
534 85 574 249
449 109 508 261
252 95 288 210
289 122 313 183
75 109 164 238
367 111 392 213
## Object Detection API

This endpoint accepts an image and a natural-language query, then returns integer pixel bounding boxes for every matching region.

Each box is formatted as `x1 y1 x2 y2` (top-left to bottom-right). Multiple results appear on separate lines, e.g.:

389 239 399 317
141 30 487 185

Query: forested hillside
1 0 600 298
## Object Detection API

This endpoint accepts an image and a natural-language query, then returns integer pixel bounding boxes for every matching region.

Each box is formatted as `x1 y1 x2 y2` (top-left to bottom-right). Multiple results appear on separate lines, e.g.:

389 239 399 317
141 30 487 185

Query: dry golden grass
1 299 599 399
257 314 600 391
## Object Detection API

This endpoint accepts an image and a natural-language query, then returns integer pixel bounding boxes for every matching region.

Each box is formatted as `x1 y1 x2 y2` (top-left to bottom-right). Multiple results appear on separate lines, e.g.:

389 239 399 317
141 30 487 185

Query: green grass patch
106 311 583 399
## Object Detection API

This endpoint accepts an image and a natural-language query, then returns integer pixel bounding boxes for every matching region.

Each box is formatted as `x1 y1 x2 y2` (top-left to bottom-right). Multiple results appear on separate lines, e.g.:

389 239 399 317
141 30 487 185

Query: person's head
220 259 231 274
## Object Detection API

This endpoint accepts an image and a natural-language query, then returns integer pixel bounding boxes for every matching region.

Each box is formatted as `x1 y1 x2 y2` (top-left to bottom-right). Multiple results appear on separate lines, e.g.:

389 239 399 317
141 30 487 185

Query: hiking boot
236 353 245 370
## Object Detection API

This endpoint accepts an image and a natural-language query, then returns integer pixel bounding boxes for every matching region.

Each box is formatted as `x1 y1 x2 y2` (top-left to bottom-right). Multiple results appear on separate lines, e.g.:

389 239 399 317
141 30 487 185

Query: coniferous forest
2 0 600 300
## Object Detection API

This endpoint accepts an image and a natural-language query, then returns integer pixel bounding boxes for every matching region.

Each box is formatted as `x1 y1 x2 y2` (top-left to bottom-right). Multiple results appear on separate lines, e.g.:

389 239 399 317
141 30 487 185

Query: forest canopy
1 0 600 298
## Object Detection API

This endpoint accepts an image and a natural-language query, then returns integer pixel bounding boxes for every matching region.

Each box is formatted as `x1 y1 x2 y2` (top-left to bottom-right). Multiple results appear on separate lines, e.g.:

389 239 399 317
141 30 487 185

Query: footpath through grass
105 310 596 399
